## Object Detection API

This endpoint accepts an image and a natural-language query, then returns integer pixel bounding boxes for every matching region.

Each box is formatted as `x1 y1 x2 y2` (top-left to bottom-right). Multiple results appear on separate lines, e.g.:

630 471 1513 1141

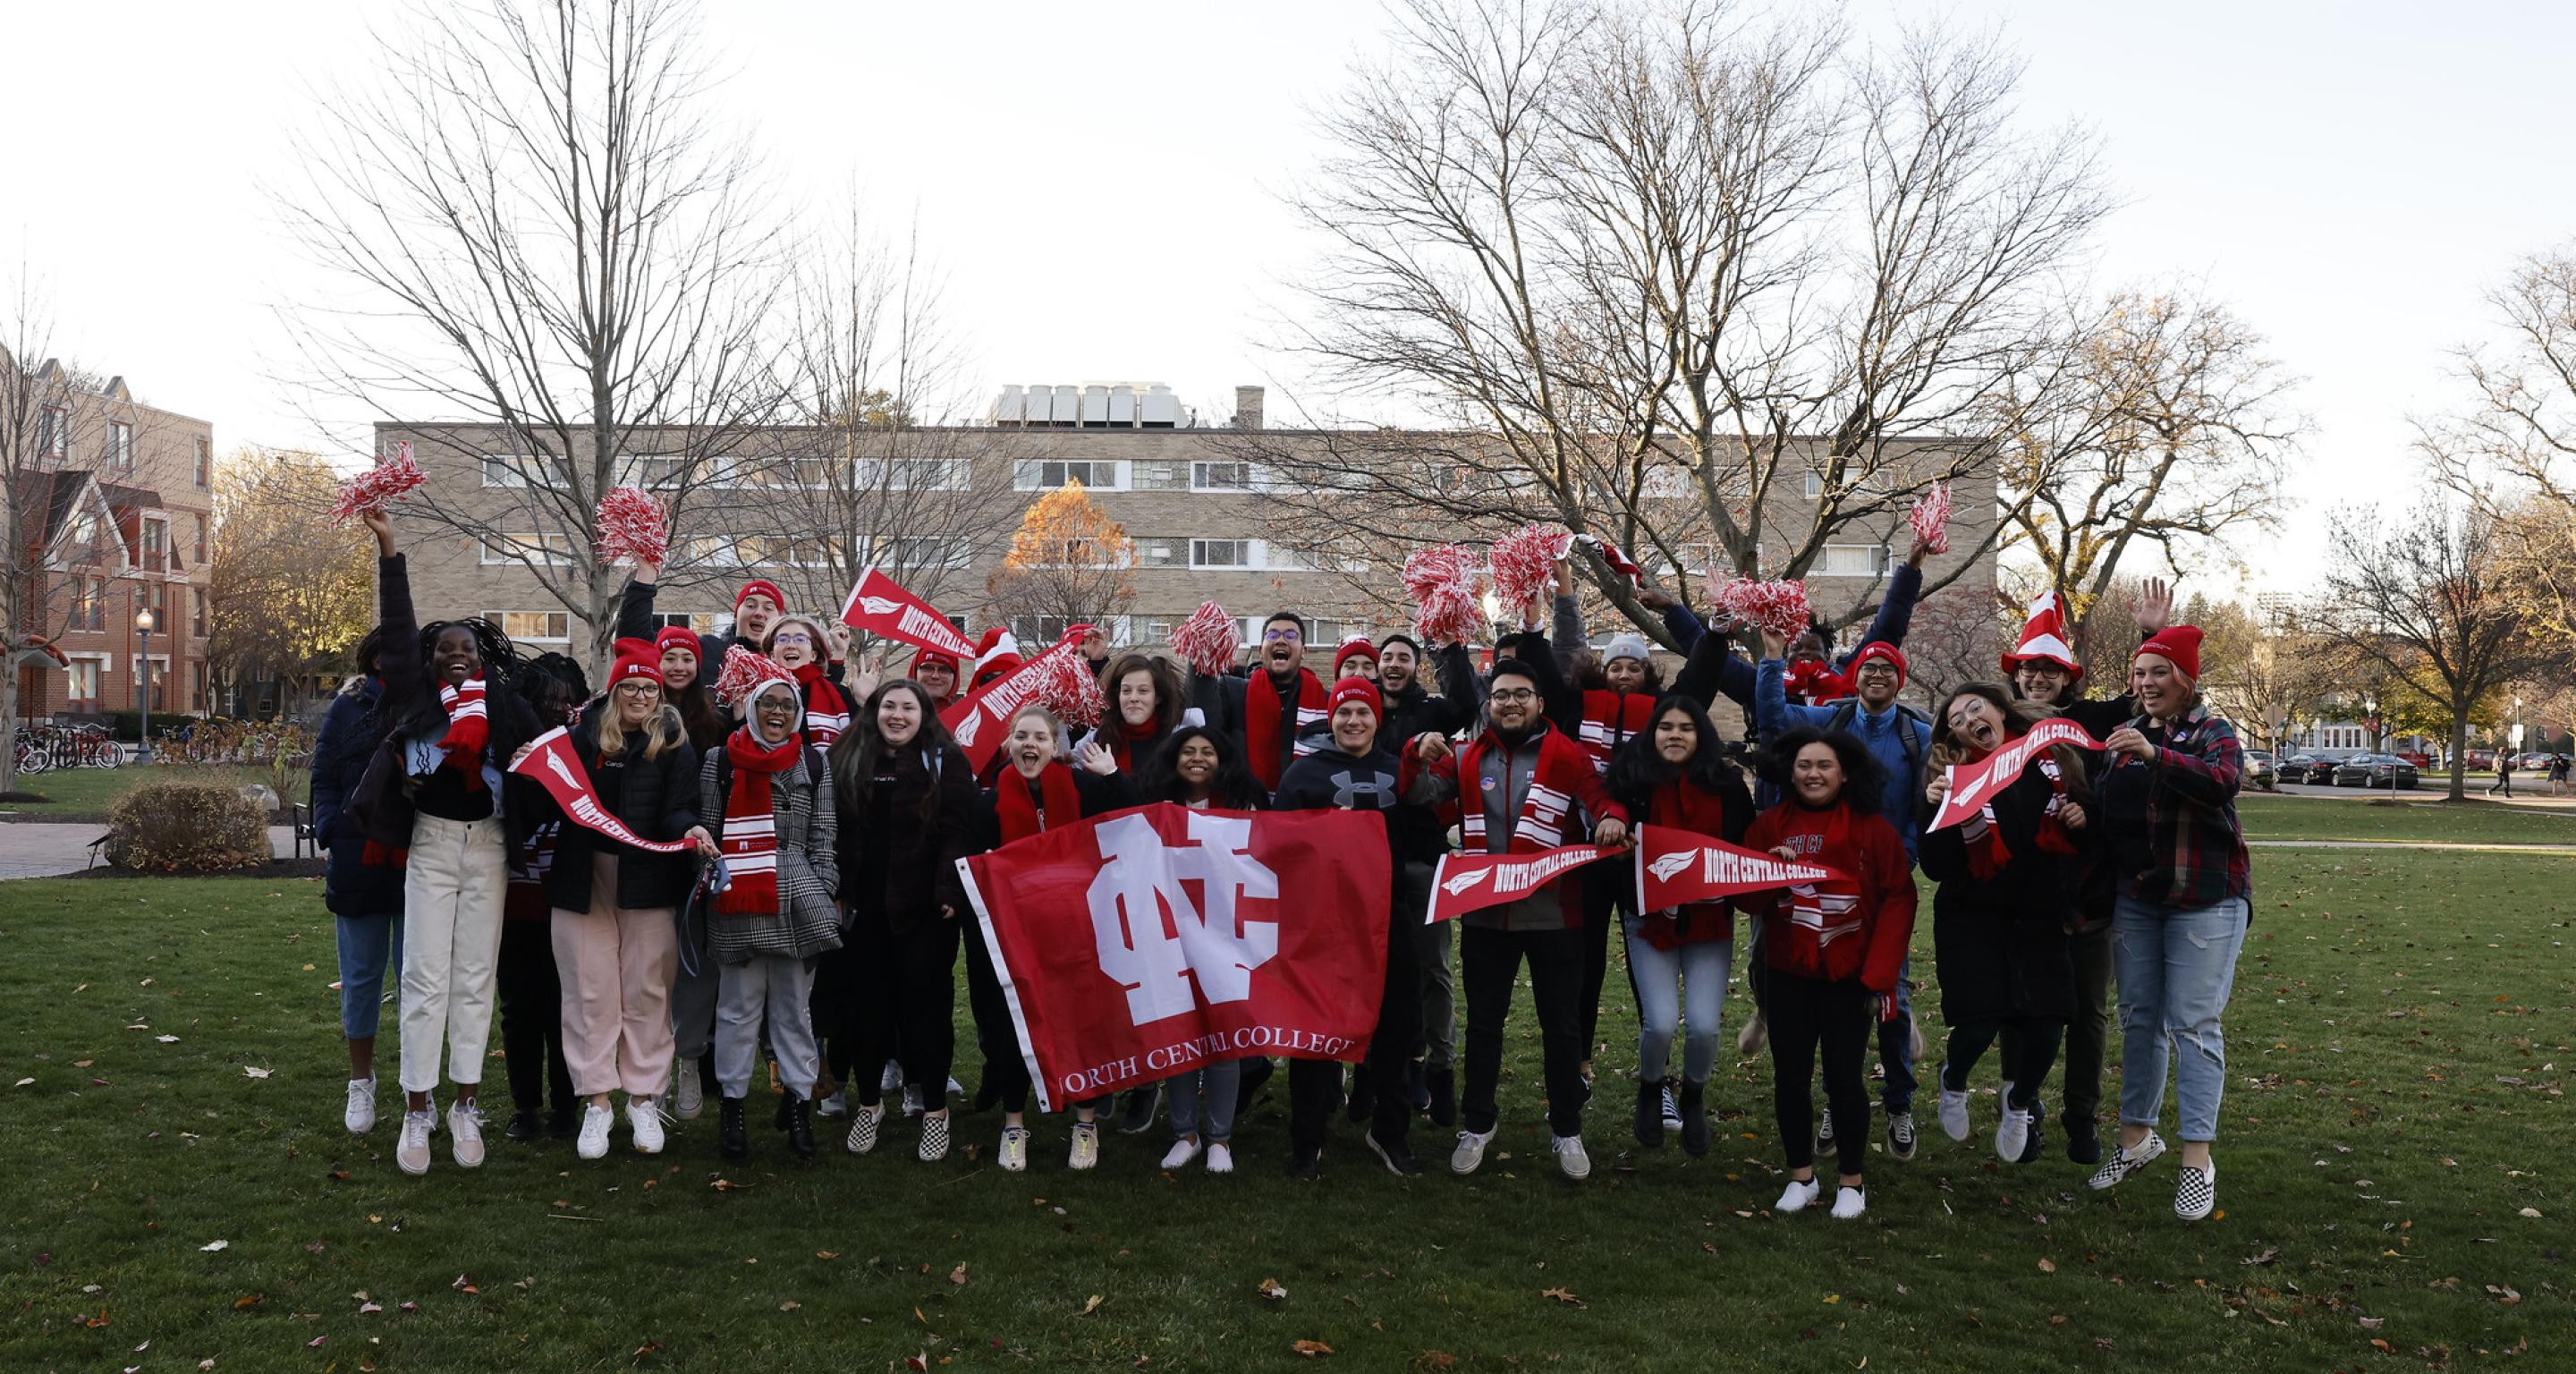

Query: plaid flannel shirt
2102 703 2252 909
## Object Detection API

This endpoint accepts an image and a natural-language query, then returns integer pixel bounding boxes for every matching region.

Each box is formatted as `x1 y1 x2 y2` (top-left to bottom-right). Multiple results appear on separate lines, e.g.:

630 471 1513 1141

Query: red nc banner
838 566 979 659
1928 717 2106 832
1426 844 1613 924
939 625 1089 772
507 727 696 853
956 803 1392 1113
1633 824 1843 907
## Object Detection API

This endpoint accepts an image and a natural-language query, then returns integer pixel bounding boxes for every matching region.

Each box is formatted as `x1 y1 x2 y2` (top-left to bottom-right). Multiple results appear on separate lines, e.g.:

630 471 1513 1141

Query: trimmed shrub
105 784 271 872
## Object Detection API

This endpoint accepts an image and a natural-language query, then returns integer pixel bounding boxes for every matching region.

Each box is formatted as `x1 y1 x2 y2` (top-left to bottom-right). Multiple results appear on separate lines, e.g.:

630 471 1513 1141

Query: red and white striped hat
2000 591 2084 681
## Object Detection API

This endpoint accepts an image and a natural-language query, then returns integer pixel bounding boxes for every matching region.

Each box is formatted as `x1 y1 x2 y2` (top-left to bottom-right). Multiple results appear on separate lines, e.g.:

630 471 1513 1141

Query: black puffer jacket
311 674 402 917
526 717 700 912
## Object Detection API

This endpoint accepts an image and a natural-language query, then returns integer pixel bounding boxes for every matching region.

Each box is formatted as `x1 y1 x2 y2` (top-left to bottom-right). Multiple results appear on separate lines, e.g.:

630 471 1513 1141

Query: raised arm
1834 550 1926 668
615 564 663 643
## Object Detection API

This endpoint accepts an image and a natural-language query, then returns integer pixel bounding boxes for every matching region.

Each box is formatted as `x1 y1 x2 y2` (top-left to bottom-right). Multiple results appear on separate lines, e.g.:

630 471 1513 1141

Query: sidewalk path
0 824 303 880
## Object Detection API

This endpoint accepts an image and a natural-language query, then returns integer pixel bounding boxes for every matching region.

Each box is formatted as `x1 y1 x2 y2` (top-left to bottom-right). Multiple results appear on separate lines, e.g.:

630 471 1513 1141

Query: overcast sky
7 0 2572 595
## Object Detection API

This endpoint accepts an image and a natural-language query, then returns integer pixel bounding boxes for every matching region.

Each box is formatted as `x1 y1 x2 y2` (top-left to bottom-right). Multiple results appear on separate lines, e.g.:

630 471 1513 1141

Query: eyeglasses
1855 662 1899 676
1263 629 1302 643
754 697 800 714
771 632 814 648
1488 688 1538 703
612 682 660 698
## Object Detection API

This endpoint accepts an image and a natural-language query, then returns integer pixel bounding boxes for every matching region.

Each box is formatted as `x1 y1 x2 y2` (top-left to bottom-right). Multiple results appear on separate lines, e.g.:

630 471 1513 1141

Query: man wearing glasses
1402 659 1629 1183
1190 610 1329 795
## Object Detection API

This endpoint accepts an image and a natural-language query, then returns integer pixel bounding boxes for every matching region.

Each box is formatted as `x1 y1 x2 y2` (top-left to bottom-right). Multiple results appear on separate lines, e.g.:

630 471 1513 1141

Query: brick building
8 362 215 720
379 382 1996 708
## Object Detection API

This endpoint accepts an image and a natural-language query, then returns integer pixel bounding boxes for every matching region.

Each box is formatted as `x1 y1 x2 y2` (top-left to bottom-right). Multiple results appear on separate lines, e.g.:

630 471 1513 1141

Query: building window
39 406 69 462
480 454 532 488
1802 470 1824 499
65 657 102 708
855 455 971 491
1191 461 1254 491
192 588 208 638
499 612 572 643
192 661 209 713
1133 461 1189 491
643 612 722 634
107 421 135 474
1009 615 1079 644
194 513 208 564
1191 539 1253 569
1132 538 1186 568
140 519 167 574
1013 459 1122 490
871 535 976 571
1812 544 1890 578
195 438 211 488
70 577 106 632
617 454 689 489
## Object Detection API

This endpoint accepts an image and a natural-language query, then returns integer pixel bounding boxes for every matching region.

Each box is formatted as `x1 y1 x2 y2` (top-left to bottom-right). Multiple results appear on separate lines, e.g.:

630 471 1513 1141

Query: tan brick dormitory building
8 363 215 720
380 384 1997 709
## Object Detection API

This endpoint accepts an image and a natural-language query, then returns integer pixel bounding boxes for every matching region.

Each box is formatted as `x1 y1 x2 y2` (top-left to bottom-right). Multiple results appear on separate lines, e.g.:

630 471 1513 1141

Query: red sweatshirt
1740 800 1915 991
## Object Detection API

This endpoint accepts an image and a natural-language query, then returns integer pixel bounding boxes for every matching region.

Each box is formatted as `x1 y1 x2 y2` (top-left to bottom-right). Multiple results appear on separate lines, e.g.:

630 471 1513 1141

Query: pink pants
552 852 678 1098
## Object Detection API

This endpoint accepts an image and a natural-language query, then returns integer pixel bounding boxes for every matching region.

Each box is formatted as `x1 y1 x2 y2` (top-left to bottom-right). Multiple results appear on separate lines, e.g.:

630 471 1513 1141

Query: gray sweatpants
716 954 819 1099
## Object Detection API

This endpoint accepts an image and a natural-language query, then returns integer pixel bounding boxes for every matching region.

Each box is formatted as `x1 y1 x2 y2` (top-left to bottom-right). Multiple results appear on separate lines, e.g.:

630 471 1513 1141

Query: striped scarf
793 662 852 746
716 726 800 917
438 675 490 789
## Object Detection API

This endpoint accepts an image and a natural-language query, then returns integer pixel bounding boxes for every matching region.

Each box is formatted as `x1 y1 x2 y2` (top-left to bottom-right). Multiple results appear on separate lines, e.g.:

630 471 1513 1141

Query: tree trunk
1 650 19 797
2449 711 2470 803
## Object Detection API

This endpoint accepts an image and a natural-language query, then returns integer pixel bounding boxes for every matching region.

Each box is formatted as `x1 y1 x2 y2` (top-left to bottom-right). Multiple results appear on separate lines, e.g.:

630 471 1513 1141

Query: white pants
398 812 508 1094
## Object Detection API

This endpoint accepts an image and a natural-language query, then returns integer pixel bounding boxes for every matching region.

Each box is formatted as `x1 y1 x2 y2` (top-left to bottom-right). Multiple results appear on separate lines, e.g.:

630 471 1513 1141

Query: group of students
315 517 2253 1223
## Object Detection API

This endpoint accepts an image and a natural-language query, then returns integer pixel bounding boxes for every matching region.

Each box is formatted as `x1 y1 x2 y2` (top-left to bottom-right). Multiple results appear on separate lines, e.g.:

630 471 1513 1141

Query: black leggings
1945 1020 2064 1110
496 917 573 1117
962 924 1031 1115
851 914 961 1108
1767 970 1872 1178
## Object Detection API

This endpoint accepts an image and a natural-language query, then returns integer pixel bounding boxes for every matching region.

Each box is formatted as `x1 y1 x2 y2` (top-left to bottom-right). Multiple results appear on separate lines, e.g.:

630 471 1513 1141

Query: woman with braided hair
348 510 543 1177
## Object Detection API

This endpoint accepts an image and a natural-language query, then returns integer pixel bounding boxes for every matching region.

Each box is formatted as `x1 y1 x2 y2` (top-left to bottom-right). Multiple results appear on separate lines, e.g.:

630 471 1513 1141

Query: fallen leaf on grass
157 1036 179 1044
816 1251 838 1260
1542 1287 1584 1307
2037 1259 2056 1274
1415 1354 1458 1372
2359 1316 2386 1330
1080 1294 1104 1316
305 1336 325 1348
242 1066 271 1080
780 1301 801 1311
2518 1208 2543 1218
1292 1340 1333 1358
949 1264 969 1286
11 1078 30 1089
199 1240 228 1252
358 1302 382 1315
74 1060 94 1068
1258 1278 1287 1300
231 1295 261 1310
2241 1248 2279 1267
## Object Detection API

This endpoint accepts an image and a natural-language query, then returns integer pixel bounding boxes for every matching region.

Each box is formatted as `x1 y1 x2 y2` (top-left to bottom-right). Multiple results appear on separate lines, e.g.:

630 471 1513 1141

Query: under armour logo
1329 768 1394 810
1085 810 1282 1027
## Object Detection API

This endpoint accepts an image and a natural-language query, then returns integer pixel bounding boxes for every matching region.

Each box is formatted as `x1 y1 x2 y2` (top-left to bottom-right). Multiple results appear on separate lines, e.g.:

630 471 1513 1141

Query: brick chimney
1233 385 1265 431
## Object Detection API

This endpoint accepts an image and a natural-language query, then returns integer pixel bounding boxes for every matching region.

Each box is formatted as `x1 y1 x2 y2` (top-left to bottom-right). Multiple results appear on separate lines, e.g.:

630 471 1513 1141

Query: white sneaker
673 1070 703 1121
395 1109 434 1175
1937 1087 1971 1141
998 1125 1030 1172
1996 1106 2032 1163
1068 1122 1100 1171
845 1102 883 1155
627 1098 665 1155
1775 1177 1821 1213
1161 1138 1203 1170
879 1059 905 1095
1553 1133 1591 1182
344 1077 377 1134
2087 1130 2166 1191
1831 1185 1867 1219
576 1103 614 1160
945 1076 964 1098
2175 1162 2217 1221
1207 1141 1234 1174
1450 1127 1495 1176
446 1103 486 1168
917 1112 951 1162
815 1090 849 1119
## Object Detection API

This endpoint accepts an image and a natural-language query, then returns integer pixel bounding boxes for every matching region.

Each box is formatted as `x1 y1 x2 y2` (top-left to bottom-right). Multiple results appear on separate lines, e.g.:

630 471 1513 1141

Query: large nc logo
1085 811 1282 1026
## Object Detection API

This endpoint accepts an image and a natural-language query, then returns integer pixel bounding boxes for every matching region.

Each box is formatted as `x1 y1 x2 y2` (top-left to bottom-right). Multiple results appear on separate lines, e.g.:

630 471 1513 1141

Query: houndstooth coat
698 744 843 963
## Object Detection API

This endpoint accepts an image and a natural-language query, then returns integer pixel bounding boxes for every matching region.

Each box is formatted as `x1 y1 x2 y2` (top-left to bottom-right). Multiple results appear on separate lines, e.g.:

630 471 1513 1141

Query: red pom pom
1168 601 1240 678
1402 545 1488 645
329 444 428 525
1034 641 1106 728
596 486 670 567
711 645 792 708
1703 573 1814 641
1908 482 1953 556
1487 523 1572 607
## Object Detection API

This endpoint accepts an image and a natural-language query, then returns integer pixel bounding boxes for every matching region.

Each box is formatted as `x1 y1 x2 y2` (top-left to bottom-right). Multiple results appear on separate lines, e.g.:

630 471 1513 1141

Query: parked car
2242 751 2278 789
2301 754 2347 785
2465 749 2498 770
2334 754 2419 789
2515 752 2556 771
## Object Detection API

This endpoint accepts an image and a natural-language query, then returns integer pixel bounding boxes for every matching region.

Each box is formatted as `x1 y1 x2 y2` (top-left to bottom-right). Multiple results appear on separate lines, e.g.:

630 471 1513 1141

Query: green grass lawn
1 860 2566 1373
0 764 298 819
2240 794 2576 845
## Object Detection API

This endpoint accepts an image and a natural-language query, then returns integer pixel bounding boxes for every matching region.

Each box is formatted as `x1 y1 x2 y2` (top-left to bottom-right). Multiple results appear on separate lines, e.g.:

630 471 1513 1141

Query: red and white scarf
716 726 800 916
994 762 1085 844
1957 745 2082 881
793 662 852 746
1244 667 1326 790
1575 689 1658 775
438 675 491 789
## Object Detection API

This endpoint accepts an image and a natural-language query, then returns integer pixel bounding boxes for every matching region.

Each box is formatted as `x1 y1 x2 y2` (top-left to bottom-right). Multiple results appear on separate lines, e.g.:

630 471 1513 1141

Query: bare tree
1253 0 2106 648
1898 586 2006 707
277 0 790 667
2001 287 2298 628
2318 504 2549 801
2189 596 2331 757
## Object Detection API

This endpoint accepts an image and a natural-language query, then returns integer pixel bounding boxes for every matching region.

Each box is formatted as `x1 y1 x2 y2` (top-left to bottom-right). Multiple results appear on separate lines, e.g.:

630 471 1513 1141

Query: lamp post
133 606 155 764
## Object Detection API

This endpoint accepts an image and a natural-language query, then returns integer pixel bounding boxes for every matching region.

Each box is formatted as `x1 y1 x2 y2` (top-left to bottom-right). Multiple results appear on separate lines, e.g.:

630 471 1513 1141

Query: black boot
1427 1066 1456 1128
1287 1143 1323 1181
505 1109 541 1142
1634 1079 1665 1148
1346 1064 1375 1123
784 1094 817 1158
1678 1081 1710 1158
718 1096 749 1161
2063 1114 2100 1166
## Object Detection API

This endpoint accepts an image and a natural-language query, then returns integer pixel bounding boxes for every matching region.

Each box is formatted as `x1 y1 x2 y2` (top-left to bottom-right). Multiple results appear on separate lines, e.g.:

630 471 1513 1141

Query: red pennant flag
1928 717 2106 832
838 566 979 658
956 803 1392 1112
939 625 1089 771
1633 824 1842 907
508 727 696 853
1425 844 1614 924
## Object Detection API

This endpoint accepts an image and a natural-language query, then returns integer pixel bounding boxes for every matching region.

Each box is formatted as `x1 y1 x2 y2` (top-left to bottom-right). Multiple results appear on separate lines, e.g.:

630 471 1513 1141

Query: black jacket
1916 760 2097 1025
525 719 700 912
1377 641 1479 757
311 675 402 917
346 554 542 852
837 742 979 932
1274 743 1428 871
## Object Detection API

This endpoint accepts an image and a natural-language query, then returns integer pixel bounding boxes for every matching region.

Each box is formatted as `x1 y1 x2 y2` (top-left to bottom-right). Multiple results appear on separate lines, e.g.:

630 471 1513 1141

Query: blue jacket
1755 657 1932 861
311 675 404 917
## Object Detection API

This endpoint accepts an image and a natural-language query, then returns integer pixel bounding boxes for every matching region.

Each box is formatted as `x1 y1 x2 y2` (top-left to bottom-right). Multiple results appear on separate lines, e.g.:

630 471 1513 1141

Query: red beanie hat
653 625 699 664
1328 675 1382 722
1849 640 1908 690
2136 625 2203 682
1334 635 1378 677
734 579 787 614
914 647 962 678
606 638 666 690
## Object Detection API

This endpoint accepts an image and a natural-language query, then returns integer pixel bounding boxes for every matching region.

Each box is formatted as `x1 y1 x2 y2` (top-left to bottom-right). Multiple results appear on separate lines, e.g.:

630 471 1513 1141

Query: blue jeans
1623 920 1732 1085
1877 957 1917 1113
2114 895 2249 1142
1168 1059 1242 1143
335 912 403 1040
